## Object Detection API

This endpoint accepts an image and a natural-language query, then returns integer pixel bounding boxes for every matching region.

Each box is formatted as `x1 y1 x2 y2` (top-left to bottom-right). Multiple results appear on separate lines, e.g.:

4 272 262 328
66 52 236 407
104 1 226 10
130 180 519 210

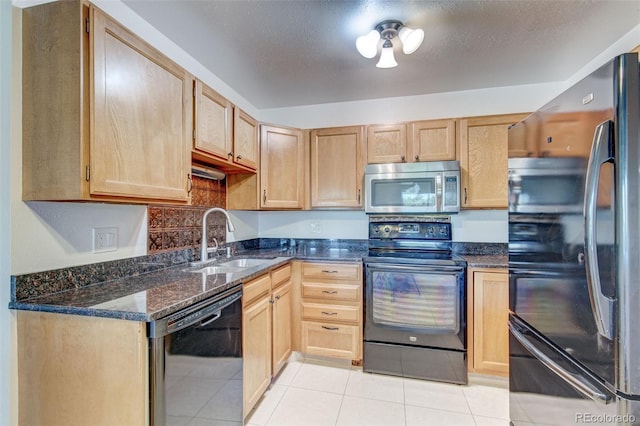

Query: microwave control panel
444 176 458 206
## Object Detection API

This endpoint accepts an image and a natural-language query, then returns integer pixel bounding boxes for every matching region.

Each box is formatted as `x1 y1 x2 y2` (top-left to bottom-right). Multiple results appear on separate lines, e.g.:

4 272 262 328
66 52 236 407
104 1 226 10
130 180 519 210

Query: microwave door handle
584 120 615 340
436 175 442 212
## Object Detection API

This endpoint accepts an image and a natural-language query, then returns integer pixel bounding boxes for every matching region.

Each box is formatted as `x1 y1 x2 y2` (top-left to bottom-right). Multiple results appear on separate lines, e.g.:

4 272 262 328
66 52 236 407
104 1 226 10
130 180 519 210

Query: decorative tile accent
147 176 227 257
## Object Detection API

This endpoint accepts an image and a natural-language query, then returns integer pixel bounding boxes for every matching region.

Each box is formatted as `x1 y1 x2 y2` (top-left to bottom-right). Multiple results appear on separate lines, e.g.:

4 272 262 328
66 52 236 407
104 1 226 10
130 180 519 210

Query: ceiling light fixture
356 19 424 69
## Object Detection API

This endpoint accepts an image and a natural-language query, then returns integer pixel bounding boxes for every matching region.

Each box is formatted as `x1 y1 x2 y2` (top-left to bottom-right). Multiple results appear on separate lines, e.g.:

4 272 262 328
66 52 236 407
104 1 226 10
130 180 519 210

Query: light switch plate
93 227 118 253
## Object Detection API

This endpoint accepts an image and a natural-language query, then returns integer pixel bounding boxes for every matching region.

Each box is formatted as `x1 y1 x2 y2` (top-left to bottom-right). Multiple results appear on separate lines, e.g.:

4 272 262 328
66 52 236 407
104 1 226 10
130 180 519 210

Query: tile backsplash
148 175 228 259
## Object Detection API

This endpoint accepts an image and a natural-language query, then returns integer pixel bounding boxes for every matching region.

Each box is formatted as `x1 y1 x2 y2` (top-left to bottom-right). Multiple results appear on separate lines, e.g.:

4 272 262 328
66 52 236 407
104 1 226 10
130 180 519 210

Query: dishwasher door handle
199 311 222 327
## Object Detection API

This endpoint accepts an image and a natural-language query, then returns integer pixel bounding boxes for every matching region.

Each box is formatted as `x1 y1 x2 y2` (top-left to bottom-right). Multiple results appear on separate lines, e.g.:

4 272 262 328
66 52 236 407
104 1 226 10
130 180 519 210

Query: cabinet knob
275 295 281 300
400 155 406 162
236 155 242 160
263 189 267 203
464 187 468 204
414 155 420 161
227 152 233 158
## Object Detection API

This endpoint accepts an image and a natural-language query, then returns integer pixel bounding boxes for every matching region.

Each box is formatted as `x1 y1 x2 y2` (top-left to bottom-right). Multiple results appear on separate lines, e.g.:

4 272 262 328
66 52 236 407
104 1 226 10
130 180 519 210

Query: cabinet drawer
271 263 291 288
301 282 360 302
301 321 360 360
243 273 271 306
302 303 360 324
302 262 361 281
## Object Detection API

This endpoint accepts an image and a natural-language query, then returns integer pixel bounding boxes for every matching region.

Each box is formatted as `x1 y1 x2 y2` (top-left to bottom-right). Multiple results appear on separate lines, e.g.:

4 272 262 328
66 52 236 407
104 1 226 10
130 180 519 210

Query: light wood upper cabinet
367 120 456 164
468 268 509 376
192 80 257 173
261 124 305 209
459 114 528 208
367 124 408 163
234 108 259 171
310 126 365 209
23 1 192 203
193 80 233 162
409 119 457 162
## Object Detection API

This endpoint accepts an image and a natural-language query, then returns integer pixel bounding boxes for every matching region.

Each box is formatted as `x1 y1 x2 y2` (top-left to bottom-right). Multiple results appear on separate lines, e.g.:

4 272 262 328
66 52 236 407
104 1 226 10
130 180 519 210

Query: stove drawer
302 282 360 302
301 321 360 360
302 302 360 323
302 262 361 282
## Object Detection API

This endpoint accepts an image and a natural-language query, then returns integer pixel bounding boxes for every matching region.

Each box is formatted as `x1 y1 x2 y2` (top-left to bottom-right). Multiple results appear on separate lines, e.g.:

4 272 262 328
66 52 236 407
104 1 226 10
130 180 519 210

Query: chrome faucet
200 208 236 262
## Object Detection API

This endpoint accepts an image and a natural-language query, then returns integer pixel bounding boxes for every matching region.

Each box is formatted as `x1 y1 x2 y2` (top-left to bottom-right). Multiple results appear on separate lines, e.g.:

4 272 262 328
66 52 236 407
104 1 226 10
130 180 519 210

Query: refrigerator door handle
509 321 612 404
583 120 615 340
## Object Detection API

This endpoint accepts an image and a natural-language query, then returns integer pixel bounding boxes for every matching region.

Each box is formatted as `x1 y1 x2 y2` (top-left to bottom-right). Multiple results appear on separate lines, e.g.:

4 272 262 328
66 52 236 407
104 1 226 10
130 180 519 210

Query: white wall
255 210 508 243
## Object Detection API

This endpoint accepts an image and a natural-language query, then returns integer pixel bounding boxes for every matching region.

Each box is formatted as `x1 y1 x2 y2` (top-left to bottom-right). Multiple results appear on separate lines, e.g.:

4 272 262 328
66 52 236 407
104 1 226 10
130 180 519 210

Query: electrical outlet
310 220 322 234
93 227 118 253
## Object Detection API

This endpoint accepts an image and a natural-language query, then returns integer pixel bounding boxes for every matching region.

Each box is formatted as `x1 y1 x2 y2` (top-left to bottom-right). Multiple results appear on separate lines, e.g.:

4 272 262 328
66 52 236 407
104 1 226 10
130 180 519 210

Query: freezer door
508 315 625 425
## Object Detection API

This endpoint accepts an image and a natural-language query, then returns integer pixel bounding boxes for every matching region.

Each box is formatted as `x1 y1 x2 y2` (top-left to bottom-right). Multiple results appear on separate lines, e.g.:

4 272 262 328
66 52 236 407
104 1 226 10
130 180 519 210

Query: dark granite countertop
10 241 369 322
460 254 508 269
10 256 292 322
10 238 508 322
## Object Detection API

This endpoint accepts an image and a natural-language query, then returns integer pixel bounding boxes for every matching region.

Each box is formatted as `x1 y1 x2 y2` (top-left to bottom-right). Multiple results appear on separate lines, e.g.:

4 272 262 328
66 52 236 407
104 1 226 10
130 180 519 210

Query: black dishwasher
148 285 243 426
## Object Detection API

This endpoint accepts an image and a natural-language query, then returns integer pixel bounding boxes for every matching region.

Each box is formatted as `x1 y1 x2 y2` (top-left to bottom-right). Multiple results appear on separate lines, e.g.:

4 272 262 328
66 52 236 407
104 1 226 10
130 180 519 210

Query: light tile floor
246 356 510 426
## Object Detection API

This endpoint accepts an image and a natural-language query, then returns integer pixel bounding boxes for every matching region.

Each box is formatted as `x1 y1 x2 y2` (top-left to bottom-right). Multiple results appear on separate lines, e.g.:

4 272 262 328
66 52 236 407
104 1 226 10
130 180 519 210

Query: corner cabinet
23 1 192 203
458 114 528 208
310 126 365 209
260 125 305 209
467 268 509 376
227 124 304 210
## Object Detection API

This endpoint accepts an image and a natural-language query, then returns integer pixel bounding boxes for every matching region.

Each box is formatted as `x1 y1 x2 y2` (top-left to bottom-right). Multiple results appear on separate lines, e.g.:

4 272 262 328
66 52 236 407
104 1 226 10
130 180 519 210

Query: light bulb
356 30 380 59
376 40 397 68
398 26 424 55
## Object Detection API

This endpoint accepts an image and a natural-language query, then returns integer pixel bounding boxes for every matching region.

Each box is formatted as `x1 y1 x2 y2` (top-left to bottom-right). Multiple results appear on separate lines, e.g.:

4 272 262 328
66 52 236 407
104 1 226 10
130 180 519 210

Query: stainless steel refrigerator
508 52 640 425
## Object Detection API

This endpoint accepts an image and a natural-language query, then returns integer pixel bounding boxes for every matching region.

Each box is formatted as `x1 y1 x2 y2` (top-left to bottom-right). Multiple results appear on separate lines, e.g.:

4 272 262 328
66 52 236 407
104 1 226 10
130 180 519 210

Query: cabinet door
366 124 408 164
91 7 191 201
409 119 456 162
310 126 365 208
243 295 272 417
272 281 292 376
459 114 527 208
194 79 233 161
472 270 509 376
260 125 305 209
233 108 258 171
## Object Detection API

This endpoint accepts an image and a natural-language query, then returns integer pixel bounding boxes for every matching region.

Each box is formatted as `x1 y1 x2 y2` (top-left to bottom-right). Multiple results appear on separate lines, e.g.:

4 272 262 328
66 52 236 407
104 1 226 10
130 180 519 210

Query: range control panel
369 221 451 240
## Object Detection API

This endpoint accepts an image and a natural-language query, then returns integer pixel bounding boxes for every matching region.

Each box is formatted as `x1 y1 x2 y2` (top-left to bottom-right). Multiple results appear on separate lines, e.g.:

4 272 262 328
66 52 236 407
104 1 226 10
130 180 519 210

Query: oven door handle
366 263 463 273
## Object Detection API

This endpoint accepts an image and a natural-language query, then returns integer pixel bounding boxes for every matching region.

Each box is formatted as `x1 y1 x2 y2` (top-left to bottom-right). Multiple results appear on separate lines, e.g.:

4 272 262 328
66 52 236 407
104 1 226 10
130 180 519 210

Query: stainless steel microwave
508 157 587 214
364 161 460 214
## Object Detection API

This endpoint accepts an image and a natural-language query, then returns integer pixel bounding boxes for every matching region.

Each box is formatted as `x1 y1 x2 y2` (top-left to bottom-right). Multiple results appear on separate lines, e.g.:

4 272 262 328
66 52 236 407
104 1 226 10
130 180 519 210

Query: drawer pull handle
322 326 340 331
321 311 338 316
322 290 338 294
321 270 338 274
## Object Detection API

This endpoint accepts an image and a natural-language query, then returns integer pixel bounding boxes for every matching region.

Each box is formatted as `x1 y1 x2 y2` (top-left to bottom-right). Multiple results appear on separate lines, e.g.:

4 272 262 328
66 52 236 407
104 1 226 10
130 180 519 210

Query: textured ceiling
122 0 640 109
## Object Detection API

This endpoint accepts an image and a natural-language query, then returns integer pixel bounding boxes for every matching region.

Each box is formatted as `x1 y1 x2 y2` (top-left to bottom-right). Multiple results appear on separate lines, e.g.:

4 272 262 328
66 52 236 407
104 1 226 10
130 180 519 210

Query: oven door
364 261 465 351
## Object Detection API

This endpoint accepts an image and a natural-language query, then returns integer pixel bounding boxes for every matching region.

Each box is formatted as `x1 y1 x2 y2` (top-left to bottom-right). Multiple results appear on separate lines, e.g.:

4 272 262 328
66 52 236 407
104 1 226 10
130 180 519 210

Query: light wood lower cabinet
297 261 363 361
467 267 509 376
242 263 292 417
16 311 148 426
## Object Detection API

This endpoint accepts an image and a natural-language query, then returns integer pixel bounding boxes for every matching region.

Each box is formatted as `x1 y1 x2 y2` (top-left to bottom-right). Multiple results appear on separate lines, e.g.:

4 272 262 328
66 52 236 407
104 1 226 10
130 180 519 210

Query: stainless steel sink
220 258 270 268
